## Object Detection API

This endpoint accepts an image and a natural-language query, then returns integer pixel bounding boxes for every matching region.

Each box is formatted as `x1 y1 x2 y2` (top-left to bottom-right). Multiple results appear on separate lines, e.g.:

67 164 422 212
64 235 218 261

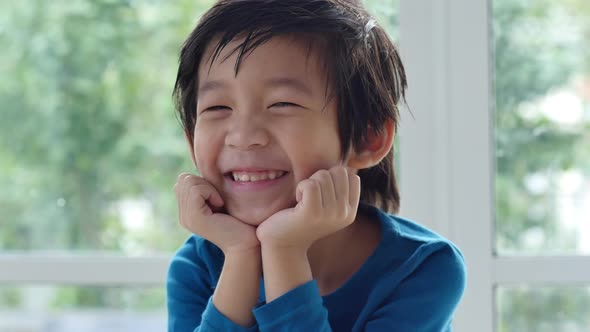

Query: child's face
192 35 345 226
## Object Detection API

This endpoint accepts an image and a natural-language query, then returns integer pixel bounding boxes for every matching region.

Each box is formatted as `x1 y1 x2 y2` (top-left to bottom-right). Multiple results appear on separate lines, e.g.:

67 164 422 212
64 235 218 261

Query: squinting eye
204 105 230 112
271 102 300 108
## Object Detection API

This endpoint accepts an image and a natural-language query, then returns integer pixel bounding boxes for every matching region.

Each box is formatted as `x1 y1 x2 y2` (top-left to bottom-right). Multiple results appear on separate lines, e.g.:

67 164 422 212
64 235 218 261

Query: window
0 286 165 332
0 0 213 254
0 1 399 331
493 0 590 330
494 0 590 258
399 1 590 331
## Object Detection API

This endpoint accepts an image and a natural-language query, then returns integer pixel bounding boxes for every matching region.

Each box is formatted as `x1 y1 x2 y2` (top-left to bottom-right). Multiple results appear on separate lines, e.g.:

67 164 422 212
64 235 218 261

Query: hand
174 173 260 255
256 166 361 251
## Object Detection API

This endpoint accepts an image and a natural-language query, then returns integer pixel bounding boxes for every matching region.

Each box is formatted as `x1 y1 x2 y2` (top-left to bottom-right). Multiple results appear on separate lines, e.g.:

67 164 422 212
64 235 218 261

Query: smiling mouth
225 170 289 182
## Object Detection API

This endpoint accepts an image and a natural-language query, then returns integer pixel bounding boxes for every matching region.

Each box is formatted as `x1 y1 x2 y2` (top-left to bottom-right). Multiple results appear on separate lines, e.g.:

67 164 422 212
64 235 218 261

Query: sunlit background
0 0 588 331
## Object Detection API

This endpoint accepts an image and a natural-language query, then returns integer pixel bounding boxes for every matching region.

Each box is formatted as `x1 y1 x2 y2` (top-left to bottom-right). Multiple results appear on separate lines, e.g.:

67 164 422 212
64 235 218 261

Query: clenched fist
256 166 361 251
174 173 260 255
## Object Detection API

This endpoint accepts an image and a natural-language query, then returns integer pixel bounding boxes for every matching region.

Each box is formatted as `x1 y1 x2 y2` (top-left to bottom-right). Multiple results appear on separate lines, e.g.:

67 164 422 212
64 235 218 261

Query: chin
227 198 294 226
228 206 275 227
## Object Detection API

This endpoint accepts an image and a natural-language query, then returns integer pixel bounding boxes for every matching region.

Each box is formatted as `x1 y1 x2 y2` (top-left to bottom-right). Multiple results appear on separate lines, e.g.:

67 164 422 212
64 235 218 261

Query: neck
307 212 367 284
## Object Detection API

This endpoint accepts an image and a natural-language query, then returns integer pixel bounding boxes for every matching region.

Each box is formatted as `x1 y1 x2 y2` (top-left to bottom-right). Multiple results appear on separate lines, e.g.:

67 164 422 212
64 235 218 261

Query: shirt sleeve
364 244 467 332
253 280 332 332
167 238 259 332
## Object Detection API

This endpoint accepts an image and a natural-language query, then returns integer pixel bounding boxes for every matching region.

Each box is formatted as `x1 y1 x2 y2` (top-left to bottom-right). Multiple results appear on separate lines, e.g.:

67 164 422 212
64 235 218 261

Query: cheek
281 124 342 177
193 126 219 176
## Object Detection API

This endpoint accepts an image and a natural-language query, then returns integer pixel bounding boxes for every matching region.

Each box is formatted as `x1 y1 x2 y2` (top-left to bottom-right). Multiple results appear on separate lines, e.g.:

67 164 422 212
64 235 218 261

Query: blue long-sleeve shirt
167 204 466 331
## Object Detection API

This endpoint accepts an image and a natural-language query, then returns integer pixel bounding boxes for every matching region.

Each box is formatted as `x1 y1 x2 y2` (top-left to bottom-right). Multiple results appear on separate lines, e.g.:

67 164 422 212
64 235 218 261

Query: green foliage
50 287 165 311
493 0 590 330
0 289 22 308
364 0 399 39
0 0 210 252
494 0 590 253
0 0 210 313
497 286 590 332
0 0 589 328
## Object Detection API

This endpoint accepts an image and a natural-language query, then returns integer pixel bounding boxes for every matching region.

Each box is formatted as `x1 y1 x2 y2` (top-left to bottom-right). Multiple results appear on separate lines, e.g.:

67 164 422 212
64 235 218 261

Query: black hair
173 0 407 213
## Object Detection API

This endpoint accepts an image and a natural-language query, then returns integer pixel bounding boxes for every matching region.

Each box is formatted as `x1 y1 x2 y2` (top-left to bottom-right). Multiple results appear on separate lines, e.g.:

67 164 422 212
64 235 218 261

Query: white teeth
231 171 285 182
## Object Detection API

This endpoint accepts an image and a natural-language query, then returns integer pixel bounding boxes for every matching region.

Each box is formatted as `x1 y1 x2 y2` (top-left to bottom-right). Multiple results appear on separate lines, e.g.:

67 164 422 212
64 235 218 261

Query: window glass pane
364 0 400 172
0 1 213 252
0 1 399 253
493 0 590 255
365 0 399 40
0 286 165 332
496 286 590 332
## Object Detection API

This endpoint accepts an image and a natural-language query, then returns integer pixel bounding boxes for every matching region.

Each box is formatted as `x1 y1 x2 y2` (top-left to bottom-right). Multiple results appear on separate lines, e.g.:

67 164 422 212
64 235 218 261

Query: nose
224 112 270 150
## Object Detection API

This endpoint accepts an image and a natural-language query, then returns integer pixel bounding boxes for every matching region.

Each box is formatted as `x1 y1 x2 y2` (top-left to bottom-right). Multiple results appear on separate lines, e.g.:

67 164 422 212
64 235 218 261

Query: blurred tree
0 0 588 329
494 0 590 331
494 0 589 254
364 0 399 38
0 0 218 252
0 0 212 309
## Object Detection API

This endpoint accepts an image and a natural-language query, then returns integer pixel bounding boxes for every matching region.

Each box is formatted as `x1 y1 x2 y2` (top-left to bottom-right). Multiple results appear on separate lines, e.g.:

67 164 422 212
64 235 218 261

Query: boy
168 0 466 331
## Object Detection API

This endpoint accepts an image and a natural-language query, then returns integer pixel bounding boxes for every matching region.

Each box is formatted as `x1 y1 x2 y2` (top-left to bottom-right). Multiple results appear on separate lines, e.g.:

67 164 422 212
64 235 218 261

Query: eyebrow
198 77 313 97
198 80 226 95
264 77 313 97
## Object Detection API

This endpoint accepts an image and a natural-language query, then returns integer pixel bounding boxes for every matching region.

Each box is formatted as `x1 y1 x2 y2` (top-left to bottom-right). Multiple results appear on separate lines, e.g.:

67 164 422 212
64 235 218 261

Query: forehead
198 34 330 87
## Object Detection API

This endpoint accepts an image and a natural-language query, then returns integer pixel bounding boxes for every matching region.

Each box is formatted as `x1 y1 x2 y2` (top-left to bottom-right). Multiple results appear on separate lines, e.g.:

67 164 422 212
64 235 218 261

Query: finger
296 178 322 211
181 174 208 186
175 173 197 194
177 172 193 181
176 173 193 187
176 175 192 207
174 173 192 192
177 176 224 219
201 187 224 208
310 170 335 209
330 166 349 203
348 171 361 210
182 174 221 203
182 176 224 208
177 174 200 200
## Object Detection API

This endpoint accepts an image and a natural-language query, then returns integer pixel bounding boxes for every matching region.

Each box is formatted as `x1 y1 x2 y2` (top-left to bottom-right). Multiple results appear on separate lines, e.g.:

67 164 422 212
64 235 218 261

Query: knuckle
177 173 190 181
299 179 314 190
319 169 331 179
343 208 350 220
188 185 201 197
311 179 322 191
311 170 329 181
332 166 346 178
343 205 351 219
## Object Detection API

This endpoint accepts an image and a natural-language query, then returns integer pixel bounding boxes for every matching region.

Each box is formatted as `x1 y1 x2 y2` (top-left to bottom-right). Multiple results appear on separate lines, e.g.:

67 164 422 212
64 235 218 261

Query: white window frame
0 254 168 285
399 1 590 332
1 2 590 331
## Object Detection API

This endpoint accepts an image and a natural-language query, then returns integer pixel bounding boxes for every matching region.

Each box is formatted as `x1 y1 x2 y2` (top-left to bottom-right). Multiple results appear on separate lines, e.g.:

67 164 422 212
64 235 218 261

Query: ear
346 119 395 170
184 131 198 168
